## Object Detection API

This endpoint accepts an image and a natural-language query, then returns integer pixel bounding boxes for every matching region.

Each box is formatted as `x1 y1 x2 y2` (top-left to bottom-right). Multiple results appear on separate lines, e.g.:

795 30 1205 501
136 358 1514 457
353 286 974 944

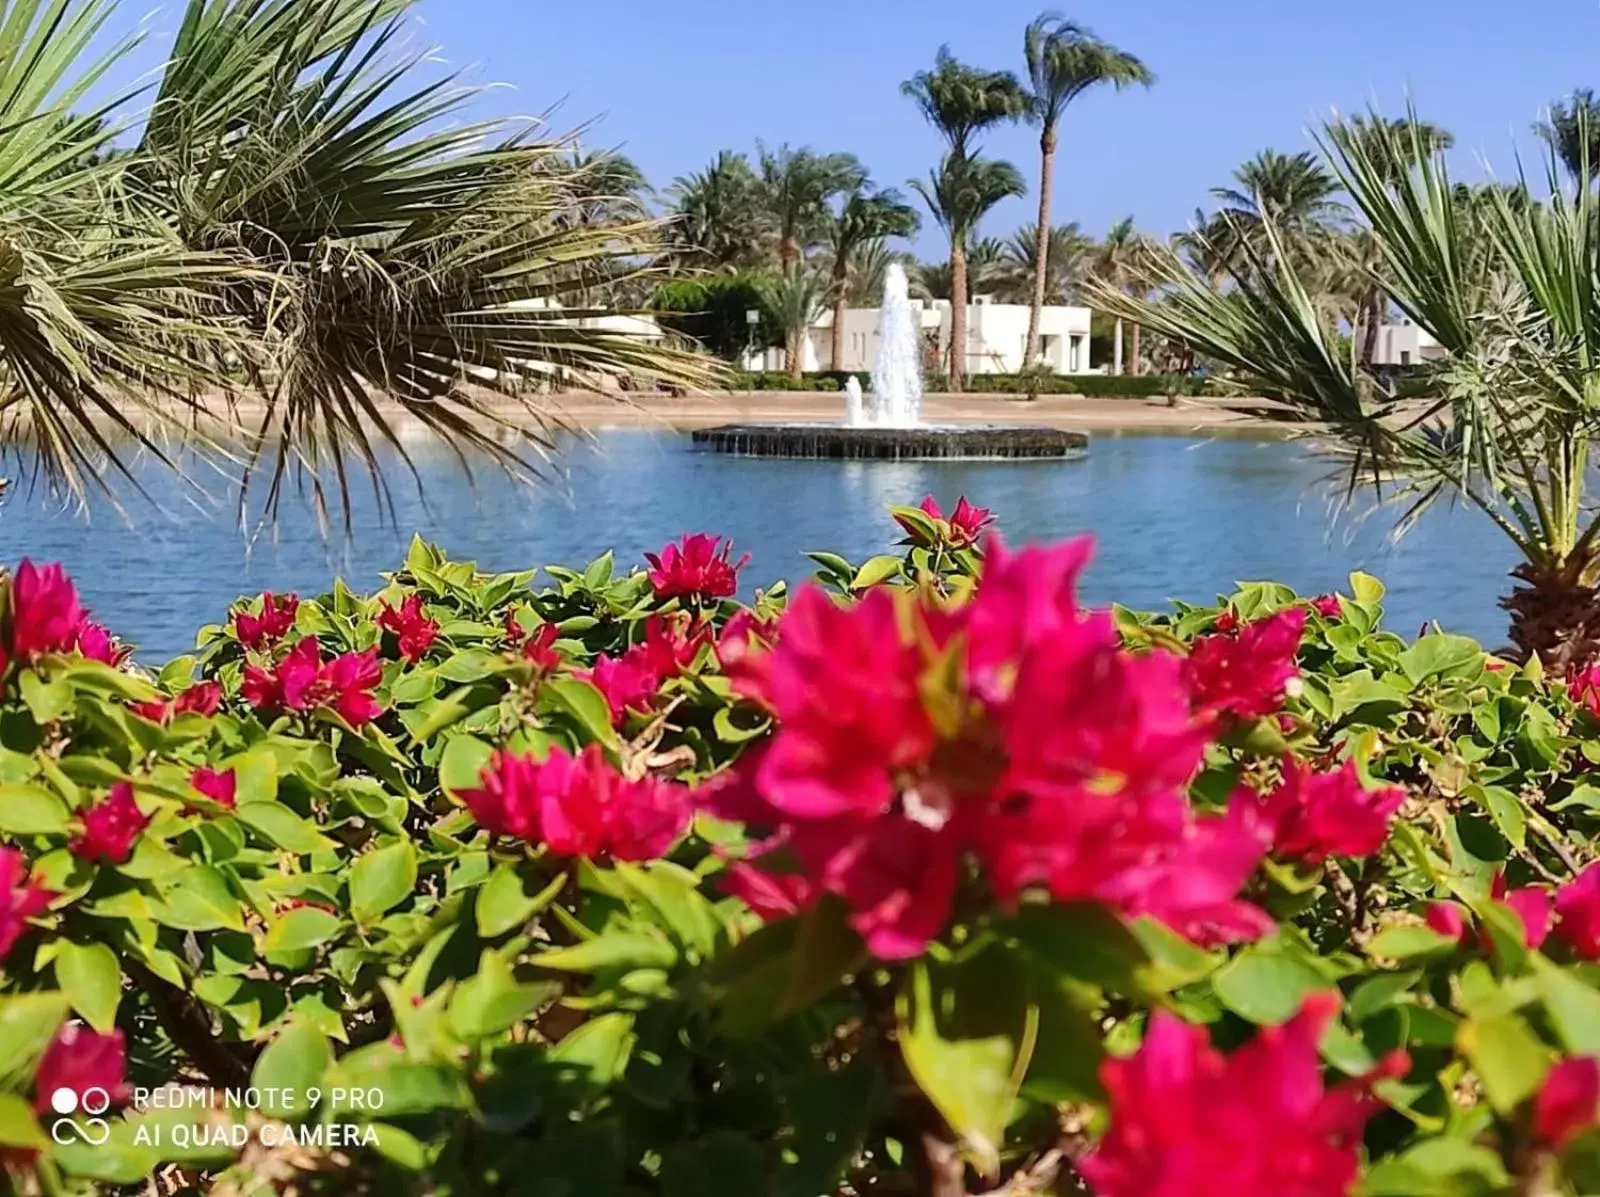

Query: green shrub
5 515 1600 1195
724 371 1212 396
651 276 781 360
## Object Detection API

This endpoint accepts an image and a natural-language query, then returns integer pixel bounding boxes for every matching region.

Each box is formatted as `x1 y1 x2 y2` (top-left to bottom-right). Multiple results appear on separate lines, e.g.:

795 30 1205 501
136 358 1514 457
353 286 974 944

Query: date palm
901 47 1026 163
911 155 1026 388
824 186 918 368
1094 111 1600 667
1213 149 1347 272
757 144 865 277
1091 218 1155 374
1020 14 1151 366
668 151 769 272
1538 90 1600 186
1004 221 1093 304
763 268 830 381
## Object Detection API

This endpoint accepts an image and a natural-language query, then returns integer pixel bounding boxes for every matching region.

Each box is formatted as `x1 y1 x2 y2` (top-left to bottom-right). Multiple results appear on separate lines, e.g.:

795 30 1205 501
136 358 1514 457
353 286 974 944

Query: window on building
1040 334 1058 365
1068 335 1083 372
1400 350 1412 366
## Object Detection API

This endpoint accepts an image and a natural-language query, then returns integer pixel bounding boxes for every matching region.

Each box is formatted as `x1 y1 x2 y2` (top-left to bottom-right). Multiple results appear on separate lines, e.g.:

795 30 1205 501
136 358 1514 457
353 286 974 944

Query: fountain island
691 265 1088 461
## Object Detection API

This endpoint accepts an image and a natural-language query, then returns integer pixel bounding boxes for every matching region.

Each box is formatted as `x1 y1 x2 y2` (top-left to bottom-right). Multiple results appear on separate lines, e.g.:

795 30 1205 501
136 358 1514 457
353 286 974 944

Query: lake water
1 429 1517 662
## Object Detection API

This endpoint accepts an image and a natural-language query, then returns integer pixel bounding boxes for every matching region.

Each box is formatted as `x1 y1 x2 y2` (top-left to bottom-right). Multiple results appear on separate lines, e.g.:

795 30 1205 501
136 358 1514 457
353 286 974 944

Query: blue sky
102 0 1600 255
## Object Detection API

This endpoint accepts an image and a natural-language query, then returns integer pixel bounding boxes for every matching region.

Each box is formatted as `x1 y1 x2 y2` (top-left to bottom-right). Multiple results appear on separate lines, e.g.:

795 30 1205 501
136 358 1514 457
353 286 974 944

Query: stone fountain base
690 424 1089 461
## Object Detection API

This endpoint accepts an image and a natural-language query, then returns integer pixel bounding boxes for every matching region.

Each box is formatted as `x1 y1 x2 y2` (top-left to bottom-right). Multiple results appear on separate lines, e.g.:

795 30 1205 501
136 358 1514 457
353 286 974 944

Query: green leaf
547 1011 635 1089
533 931 677 974
897 948 1035 1179
235 803 335 853
1006 902 1154 996
250 1021 333 1121
1457 1012 1549 1113
851 555 903 590
0 1093 44 1150
263 906 345 954
1211 949 1327 1024
540 677 619 747
448 951 557 1040
440 734 496 795
54 941 121 1033
1533 959 1600 1056
477 866 565 938
0 993 68 1087
1350 571 1386 602
780 895 865 1017
157 865 246 932
662 1131 769 1197
435 648 511 683
350 840 418 924
0 782 70 834
1366 924 1459 961
1398 633 1483 684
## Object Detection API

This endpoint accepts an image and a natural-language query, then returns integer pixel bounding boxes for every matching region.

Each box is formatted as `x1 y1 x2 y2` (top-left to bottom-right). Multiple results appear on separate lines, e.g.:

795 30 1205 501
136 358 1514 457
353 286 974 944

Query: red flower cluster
1257 759 1406 864
1183 607 1306 722
459 743 689 861
1537 1058 1600 1148
376 595 439 664
130 681 223 725
1424 872 1553 951
69 783 150 865
1079 994 1405 1197
645 534 747 602
241 639 384 726
895 494 995 549
234 592 299 650
1553 863 1600 958
505 612 564 673
190 767 238 811
0 848 51 963
577 615 709 727
32 1023 129 1115
1310 594 1343 619
6 561 129 670
706 535 1273 960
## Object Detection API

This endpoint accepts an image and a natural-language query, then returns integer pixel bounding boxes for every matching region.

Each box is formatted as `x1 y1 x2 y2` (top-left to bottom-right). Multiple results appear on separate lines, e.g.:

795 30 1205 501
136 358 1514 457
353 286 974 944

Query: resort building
1367 317 1444 367
745 297 1096 375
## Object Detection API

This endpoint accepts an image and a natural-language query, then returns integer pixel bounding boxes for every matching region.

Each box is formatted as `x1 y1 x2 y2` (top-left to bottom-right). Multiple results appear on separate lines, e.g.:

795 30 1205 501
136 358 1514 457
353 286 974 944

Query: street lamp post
744 309 760 370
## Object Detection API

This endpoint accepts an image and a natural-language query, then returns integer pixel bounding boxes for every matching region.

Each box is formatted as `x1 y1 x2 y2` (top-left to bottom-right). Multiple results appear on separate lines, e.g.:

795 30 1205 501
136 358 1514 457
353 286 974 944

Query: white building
746 297 1096 375
1368 317 1444 367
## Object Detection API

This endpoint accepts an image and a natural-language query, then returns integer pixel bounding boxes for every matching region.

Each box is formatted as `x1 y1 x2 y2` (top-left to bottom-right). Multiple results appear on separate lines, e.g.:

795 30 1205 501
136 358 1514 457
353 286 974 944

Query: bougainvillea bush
10 502 1600 1195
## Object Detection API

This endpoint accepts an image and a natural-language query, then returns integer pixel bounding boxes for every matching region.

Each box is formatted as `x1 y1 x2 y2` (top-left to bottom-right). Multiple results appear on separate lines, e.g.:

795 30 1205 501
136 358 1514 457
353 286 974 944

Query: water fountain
692 263 1087 460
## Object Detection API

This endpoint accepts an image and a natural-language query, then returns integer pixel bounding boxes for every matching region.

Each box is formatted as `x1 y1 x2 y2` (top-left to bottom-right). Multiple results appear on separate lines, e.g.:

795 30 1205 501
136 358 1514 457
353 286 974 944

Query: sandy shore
536 391 1286 434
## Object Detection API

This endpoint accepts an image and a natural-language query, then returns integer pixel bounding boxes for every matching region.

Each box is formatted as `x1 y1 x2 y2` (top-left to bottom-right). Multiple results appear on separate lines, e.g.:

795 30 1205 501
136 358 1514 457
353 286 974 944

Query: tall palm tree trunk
1359 290 1382 366
1025 126 1057 367
788 327 805 381
1503 560 1600 671
1112 318 1124 375
831 260 849 369
950 244 969 392
780 237 798 277
1128 319 1142 376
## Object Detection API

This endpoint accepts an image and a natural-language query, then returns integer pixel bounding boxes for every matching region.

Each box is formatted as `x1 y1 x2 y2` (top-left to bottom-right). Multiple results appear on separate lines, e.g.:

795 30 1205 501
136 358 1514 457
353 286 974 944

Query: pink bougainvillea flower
1213 607 1240 634
0 849 52 964
459 744 689 861
189 767 237 811
645 534 748 601
1183 607 1306 722
32 1022 130 1115
520 622 563 673
73 621 130 666
1425 901 1470 944
69 783 150 865
1536 1057 1600 1148
1309 594 1343 619
1079 993 1406 1197
233 592 299 650
1570 664 1600 719
242 639 383 726
376 595 439 664
896 494 995 549
9 560 85 661
132 680 223 724
578 650 661 727
1491 872 1553 950
1555 862 1600 960
706 533 1274 959
639 613 712 680
1257 759 1406 864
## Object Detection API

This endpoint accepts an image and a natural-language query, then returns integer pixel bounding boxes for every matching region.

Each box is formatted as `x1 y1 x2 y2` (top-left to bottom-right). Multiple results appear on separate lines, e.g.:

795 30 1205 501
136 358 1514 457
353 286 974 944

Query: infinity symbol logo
48 1086 112 1147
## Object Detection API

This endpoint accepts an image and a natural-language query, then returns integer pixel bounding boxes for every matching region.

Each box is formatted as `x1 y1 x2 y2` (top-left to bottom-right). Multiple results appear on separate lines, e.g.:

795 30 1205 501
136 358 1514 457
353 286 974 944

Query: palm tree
757 144 865 276
1213 149 1348 269
1020 15 1152 366
1538 90 1600 185
901 47 1026 162
846 239 916 306
903 49 1025 389
1090 218 1155 374
1093 111 1600 667
1345 115 1454 184
825 187 919 368
0 0 710 520
1004 222 1093 304
668 151 770 272
763 269 830 381
911 155 1026 388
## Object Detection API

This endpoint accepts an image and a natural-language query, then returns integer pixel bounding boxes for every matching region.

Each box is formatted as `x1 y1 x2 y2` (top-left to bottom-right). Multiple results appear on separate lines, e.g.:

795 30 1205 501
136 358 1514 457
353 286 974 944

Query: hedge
726 371 1215 397
6 505 1600 1194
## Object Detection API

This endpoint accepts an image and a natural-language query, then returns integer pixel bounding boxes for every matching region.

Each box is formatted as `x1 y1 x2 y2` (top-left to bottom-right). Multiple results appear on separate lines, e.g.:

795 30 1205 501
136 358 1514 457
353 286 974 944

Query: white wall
809 299 1094 376
1369 320 1444 367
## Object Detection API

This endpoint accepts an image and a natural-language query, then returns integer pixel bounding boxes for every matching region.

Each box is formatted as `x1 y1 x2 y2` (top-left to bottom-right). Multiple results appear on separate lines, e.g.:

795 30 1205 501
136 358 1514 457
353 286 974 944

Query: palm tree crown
1022 15 1154 130
757 144 866 275
901 47 1026 161
1538 89 1600 185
